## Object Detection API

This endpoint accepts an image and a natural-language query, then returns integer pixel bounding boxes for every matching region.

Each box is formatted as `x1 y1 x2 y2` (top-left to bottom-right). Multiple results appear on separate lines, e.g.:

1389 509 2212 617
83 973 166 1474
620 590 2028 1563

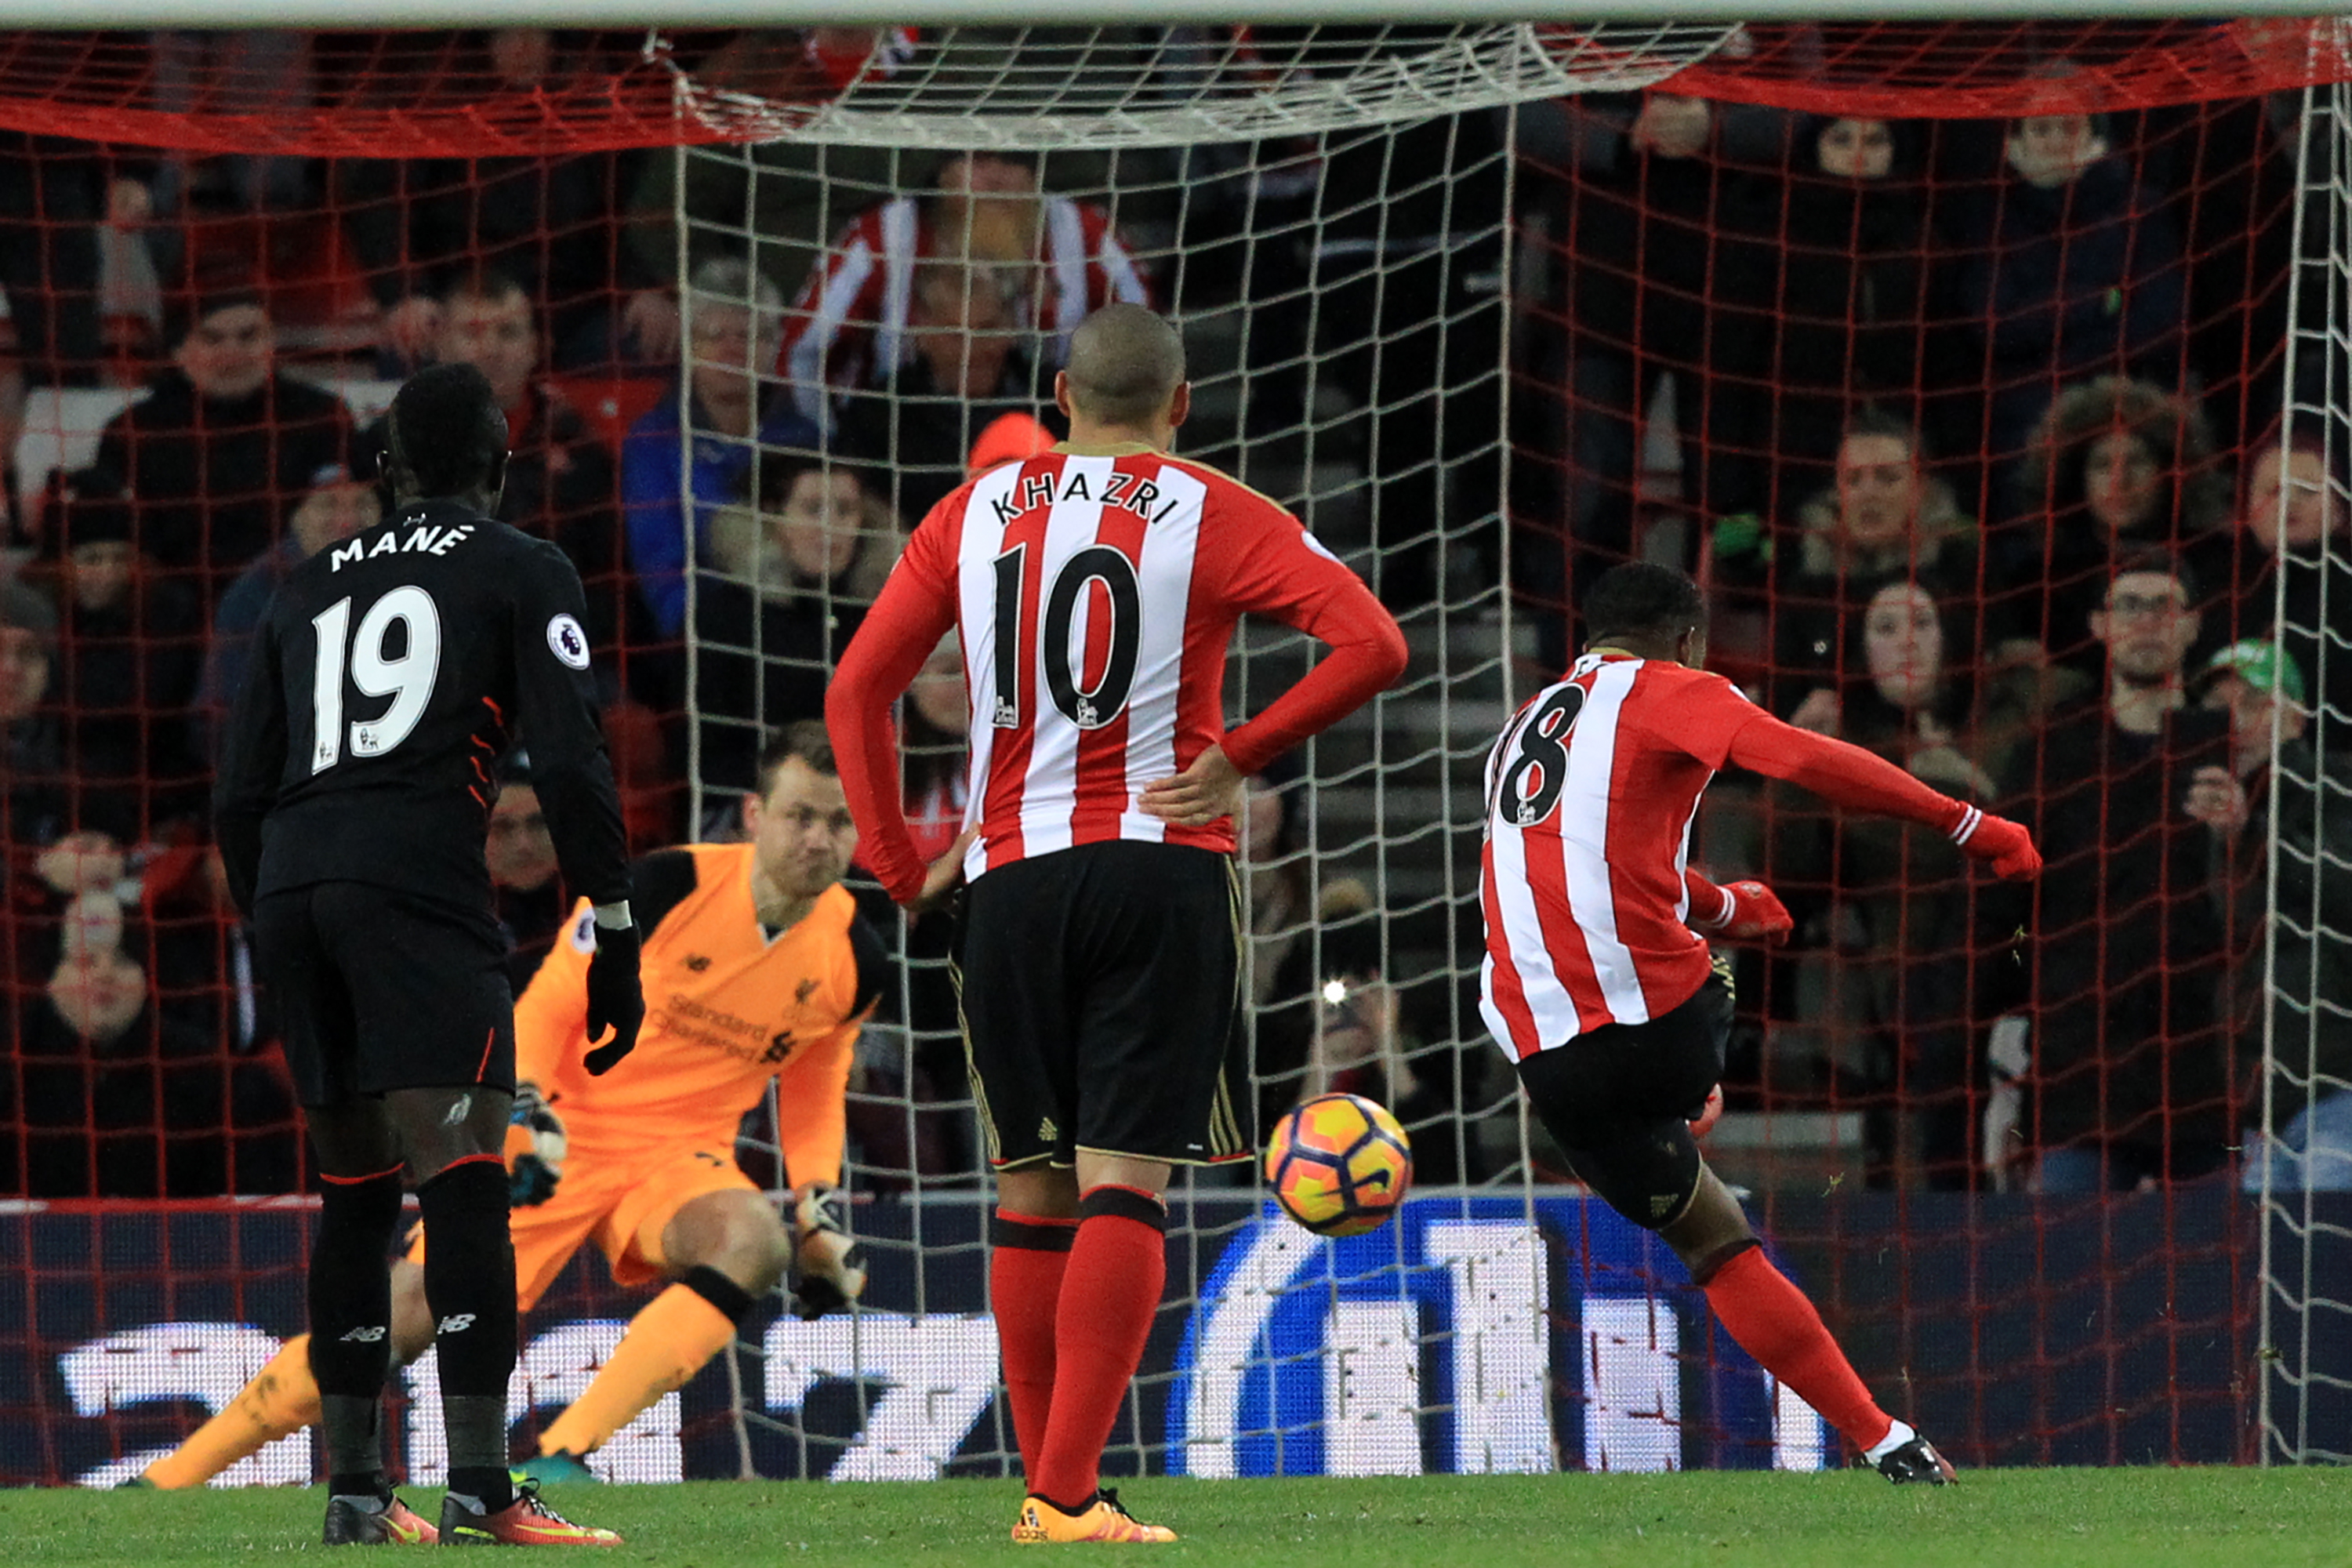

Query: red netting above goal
1667 19 2352 119
0 21 2346 157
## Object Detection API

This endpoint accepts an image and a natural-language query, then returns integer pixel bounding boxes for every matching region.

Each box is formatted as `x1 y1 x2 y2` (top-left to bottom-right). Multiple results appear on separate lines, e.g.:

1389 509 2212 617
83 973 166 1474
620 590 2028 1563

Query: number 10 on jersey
310 587 444 773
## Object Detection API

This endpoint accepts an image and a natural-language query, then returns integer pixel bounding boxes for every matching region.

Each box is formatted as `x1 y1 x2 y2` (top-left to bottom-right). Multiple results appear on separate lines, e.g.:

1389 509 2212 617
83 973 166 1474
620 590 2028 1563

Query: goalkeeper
141 723 885 1489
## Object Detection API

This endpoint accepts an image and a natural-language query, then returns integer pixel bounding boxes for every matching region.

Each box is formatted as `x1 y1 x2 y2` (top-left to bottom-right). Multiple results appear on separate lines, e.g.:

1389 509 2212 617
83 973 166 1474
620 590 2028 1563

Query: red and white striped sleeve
1078 201 1154 310
826 491 967 904
779 204 894 426
1201 483 1406 775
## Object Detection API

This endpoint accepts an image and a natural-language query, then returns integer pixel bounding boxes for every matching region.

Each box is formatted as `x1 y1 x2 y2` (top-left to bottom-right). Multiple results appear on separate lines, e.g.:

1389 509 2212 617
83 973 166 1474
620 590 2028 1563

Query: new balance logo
795 978 819 1006
683 954 712 972
339 1325 387 1343
437 1314 477 1334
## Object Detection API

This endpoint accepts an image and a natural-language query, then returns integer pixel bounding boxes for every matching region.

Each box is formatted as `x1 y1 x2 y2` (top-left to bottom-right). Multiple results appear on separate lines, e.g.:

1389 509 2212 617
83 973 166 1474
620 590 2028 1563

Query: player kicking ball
211 365 642 1544
1479 563 2042 1483
145 724 880 1508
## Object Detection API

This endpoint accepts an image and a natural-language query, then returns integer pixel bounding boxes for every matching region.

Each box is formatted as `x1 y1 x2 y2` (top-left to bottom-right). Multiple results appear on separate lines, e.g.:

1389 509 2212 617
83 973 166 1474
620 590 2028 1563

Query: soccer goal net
0 16 2349 1487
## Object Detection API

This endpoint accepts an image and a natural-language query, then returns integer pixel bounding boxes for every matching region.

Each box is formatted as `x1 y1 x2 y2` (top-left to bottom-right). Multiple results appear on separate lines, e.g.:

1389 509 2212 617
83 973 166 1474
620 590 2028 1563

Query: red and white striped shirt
1479 651 1985 1058
780 195 1152 426
1479 654 1766 1055
827 444 1405 904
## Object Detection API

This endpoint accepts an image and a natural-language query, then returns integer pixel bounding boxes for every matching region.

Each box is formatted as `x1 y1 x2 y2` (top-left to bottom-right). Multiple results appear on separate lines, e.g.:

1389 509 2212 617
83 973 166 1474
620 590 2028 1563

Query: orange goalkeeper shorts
406 1144 762 1310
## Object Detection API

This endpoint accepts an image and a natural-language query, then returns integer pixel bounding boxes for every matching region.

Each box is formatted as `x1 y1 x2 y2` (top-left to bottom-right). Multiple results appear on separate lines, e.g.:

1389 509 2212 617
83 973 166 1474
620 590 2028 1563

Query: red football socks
989 1210 1078 1481
1031 1186 1167 1510
1702 1243 1894 1453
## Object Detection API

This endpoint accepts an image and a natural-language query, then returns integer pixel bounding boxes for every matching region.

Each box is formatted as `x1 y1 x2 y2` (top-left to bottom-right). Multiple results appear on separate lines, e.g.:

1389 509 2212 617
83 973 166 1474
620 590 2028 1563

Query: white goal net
665 23 1804 1483
2257 74 2352 1467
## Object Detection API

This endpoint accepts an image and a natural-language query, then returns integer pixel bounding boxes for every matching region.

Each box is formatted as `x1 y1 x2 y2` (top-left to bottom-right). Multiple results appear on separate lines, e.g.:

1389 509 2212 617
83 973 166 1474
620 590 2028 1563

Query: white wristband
1948 805 1984 846
591 900 633 930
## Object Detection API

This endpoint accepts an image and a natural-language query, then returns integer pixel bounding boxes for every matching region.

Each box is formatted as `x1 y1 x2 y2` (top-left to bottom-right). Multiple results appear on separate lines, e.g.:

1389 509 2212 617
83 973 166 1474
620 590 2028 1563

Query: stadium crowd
0 26 2346 1203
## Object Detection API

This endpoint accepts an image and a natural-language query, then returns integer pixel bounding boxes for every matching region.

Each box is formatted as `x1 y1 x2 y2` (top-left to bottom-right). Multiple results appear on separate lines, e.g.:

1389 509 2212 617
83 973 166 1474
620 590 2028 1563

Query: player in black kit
216 364 646 1548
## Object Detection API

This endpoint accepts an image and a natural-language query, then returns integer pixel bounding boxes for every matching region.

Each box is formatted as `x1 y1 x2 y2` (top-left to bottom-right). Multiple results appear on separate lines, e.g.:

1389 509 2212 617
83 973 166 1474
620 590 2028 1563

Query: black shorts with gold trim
953 840 1250 1171
1513 959 1733 1231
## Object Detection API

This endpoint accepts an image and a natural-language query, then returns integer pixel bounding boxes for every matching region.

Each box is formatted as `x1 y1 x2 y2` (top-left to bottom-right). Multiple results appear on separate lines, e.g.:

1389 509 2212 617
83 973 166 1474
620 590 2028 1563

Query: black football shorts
1514 960 1734 1231
953 840 1250 1170
253 881 516 1108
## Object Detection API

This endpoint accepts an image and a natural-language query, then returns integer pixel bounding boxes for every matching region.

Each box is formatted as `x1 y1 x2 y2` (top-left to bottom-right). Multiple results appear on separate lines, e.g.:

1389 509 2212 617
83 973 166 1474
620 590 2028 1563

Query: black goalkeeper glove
786 1182 869 1319
583 920 644 1076
506 1083 567 1207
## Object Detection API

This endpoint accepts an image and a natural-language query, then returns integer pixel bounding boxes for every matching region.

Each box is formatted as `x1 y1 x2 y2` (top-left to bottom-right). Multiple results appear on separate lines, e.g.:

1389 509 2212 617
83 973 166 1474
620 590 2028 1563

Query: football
1264 1092 1414 1237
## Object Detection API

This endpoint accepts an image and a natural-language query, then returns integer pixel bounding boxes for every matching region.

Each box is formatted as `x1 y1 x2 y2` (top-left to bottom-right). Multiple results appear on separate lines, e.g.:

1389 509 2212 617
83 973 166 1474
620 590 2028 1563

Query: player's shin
140 1334 325 1487
1033 1186 1167 1512
535 1267 753 1461
416 1156 521 1511
308 1165 405 1500
990 1210 1079 1480
1695 1238 1896 1456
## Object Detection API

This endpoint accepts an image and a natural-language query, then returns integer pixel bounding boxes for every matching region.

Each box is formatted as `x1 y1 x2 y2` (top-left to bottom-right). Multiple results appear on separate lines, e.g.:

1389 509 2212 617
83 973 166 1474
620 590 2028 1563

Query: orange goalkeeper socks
1700 1243 1893 1454
140 1334 322 1489
535 1270 746 1461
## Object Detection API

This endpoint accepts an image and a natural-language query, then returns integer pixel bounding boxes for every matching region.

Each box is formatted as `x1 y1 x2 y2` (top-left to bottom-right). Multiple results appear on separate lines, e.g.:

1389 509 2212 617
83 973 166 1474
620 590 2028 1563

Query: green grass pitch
10 1471 2350 1566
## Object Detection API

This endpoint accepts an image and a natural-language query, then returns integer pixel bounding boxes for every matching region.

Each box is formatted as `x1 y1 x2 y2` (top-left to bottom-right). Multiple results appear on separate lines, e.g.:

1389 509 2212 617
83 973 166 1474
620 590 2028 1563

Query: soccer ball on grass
1264 1092 1413 1236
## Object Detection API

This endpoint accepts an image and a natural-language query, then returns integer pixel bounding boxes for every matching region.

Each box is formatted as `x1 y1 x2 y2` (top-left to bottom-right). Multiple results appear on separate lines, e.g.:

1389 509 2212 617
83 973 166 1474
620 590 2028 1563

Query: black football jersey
216 497 630 916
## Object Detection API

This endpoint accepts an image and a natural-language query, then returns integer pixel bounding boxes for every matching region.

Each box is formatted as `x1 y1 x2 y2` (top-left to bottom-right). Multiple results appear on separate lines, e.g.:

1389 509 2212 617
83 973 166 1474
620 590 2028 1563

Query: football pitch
9 1470 2350 1566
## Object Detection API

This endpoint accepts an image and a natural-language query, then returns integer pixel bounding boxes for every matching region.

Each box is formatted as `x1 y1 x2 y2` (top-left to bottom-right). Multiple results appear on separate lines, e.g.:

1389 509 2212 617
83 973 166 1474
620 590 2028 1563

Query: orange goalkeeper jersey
515 844 887 1185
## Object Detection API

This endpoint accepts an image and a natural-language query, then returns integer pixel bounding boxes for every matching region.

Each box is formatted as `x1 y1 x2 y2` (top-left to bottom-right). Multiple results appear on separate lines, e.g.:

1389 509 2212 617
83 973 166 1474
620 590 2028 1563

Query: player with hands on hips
827 304 1406 1543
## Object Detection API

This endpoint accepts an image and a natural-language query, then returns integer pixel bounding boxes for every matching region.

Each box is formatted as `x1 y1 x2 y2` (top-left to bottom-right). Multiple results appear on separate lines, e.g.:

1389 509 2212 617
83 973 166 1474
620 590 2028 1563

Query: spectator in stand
485 755 568 994
964 409 1057 481
92 285 354 601
0 132 122 388
1238 765 1486 1185
0 580 140 895
1998 376 2232 682
359 268 641 684
692 454 898 806
1240 766 1373 1126
193 460 377 756
781 147 1149 431
40 468 205 833
335 28 673 371
622 256 820 639
2230 428 2351 750
6 887 298 1197
900 635 970 869
1986 549 2238 1191
1950 89 2189 473
1759 117 1967 520
630 27 935 336
1745 410 1985 716
833 260 1056 522
2198 641 2352 1191
1514 91 1780 657
1 286 24 543
1773 579 2021 1186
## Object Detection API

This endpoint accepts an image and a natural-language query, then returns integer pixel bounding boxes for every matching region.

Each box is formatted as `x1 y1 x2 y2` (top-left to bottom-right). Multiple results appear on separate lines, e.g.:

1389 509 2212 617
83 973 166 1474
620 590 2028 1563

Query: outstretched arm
1723 711 2041 880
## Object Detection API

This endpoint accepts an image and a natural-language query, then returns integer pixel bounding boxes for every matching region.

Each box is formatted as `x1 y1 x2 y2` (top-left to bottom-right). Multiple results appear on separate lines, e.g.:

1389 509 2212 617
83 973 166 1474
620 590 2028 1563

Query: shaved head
1063 304 1185 427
